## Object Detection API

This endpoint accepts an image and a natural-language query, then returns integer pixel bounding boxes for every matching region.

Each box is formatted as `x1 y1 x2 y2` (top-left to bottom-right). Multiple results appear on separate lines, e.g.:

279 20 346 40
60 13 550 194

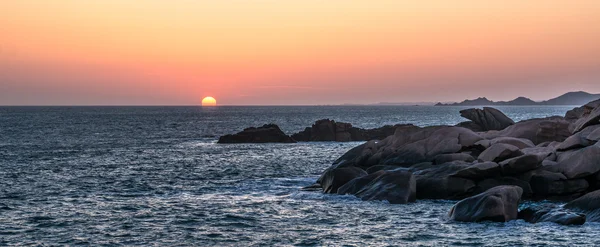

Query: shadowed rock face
353 170 416 204
217 124 296 143
565 189 600 222
319 167 367 194
518 204 586 225
449 185 523 222
459 107 515 131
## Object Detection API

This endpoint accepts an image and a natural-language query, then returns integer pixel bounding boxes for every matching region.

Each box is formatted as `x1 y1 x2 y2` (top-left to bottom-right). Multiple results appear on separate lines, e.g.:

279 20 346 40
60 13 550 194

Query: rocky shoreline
312 99 600 225
220 99 600 225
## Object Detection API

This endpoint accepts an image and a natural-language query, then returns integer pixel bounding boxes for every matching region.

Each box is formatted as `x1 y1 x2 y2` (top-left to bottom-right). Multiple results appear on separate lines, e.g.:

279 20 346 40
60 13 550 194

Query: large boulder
554 145 600 179
557 125 600 151
477 143 523 162
565 189 600 221
481 117 571 145
459 107 515 131
448 185 523 222
565 99 600 120
451 161 501 181
518 204 586 225
353 170 417 204
572 105 600 133
498 154 544 175
319 167 367 194
218 124 296 143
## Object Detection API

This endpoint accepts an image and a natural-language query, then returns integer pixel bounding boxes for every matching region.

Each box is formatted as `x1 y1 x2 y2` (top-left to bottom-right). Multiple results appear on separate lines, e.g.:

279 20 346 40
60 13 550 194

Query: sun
201 96 217 106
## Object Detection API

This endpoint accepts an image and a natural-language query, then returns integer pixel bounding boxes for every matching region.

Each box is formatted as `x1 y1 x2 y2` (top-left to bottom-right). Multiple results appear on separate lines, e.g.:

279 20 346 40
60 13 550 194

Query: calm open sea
2 105 598 246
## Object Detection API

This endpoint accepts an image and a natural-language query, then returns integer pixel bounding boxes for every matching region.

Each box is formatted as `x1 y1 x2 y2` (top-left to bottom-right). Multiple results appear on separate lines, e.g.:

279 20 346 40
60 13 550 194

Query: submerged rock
518 204 585 225
448 185 523 222
218 124 295 143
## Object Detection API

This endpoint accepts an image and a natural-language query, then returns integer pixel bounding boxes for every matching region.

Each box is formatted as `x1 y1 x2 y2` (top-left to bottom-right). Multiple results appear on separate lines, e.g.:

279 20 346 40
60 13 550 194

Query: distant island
435 91 600 106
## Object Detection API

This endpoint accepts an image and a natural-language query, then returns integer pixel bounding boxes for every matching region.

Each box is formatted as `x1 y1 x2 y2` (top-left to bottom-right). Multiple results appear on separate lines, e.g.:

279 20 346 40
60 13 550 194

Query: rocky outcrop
217 124 296 143
309 99 600 206
459 107 515 131
518 204 586 225
291 119 409 142
448 186 523 222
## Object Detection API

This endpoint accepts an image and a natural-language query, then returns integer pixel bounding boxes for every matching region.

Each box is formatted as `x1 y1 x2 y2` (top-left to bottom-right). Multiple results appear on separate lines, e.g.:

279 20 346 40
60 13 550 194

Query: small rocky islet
218 99 600 225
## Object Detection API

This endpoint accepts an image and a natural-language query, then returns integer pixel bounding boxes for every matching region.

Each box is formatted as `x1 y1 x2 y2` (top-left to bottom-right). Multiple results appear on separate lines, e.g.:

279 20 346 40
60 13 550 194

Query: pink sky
1 1 599 105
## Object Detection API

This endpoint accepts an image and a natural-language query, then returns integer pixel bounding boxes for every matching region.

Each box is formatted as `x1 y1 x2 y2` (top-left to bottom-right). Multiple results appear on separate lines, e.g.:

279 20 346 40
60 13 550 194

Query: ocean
1 105 598 246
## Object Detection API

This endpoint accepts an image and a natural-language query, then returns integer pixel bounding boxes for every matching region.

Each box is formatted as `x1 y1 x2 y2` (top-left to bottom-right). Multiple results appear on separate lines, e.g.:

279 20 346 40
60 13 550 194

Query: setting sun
201 96 217 106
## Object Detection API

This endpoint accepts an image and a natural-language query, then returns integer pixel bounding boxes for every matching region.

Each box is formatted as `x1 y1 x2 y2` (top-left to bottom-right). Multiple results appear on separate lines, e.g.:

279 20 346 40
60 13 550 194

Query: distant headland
435 91 600 106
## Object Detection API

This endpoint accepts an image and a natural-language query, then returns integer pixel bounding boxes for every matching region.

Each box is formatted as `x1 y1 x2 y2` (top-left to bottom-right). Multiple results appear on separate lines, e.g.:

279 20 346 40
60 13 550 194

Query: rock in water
459 107 515 131
448 185 523 222
291 119 407 142
353 170 416 204
319 167 367 194
217 124 296 143
565 189 600 221
518 204 585 225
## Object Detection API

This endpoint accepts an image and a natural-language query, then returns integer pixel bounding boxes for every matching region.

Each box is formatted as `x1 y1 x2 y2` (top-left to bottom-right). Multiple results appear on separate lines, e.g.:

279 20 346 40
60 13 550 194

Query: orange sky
1 0 599 105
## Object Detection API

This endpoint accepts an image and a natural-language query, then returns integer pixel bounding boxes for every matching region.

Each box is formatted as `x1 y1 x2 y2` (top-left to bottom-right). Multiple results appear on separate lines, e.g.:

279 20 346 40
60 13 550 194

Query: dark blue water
2 105 598 246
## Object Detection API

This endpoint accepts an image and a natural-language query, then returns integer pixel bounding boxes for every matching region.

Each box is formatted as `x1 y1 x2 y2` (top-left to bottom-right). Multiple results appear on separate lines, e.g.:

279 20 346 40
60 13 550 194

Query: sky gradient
1 1 600 105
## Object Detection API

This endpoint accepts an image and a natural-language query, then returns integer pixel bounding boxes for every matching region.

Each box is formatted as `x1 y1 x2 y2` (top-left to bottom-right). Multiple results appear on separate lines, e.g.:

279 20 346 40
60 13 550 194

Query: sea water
2 105 598 246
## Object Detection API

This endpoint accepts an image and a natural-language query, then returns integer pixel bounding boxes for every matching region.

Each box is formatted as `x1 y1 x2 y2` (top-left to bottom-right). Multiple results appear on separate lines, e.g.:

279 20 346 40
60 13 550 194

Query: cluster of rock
309 99 600 224
291 119 408 142
218 119 406 143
